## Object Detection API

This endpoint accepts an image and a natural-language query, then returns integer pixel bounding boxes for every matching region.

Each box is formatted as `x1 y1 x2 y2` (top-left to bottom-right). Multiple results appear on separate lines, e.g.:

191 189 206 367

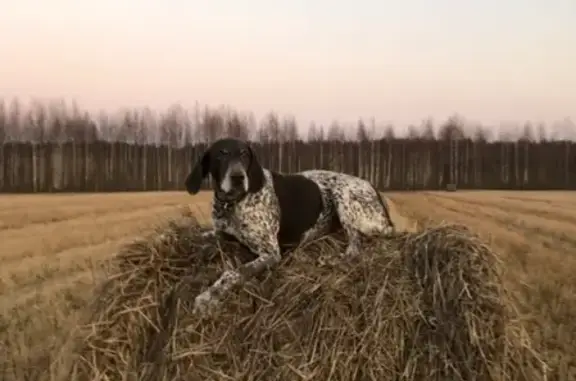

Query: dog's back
299 169 395 236
269 171 326 246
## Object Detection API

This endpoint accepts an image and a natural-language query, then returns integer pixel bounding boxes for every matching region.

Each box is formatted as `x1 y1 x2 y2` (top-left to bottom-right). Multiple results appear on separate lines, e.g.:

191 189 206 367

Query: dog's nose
230 173 245 185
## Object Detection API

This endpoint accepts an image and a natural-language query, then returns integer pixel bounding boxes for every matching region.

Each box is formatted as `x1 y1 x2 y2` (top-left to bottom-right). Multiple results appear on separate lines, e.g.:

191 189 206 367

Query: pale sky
1 0 575 131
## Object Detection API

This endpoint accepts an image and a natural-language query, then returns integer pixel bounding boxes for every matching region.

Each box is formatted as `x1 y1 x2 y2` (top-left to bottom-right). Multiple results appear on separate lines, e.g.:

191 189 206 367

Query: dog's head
184 138 265 202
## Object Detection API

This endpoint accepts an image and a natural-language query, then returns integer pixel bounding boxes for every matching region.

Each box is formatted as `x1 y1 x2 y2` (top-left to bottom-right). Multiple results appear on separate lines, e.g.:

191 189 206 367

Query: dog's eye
220 150 230 156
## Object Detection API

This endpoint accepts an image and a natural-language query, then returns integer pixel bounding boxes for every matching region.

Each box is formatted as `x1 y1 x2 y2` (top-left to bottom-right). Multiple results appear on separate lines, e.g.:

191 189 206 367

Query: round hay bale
67 212 544 381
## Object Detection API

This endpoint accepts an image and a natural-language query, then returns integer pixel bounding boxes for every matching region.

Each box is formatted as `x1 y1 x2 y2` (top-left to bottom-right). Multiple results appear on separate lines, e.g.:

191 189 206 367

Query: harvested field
0 192 210 381
0 191 574 380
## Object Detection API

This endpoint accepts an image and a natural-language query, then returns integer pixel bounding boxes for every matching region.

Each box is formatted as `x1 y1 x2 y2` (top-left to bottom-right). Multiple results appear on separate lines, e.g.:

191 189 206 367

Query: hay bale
67 212 544 381
446 183 457 192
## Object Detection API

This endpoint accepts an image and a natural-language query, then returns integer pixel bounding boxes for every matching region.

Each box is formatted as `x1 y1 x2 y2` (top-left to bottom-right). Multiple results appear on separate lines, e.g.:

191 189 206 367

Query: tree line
1 97 575 145
1 98 575 193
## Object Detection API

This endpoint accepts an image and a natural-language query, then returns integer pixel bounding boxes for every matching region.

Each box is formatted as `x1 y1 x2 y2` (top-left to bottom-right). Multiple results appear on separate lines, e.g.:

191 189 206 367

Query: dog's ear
247 144 265 193
185 151 210 194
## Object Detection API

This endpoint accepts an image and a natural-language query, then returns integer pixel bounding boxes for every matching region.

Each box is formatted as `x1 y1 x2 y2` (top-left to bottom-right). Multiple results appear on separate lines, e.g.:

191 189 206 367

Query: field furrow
425 193 576 250
0 238 125 295
0 201 174 231
0 269 96 314
430 192 576 224
499 193 576 206
0 204 186 264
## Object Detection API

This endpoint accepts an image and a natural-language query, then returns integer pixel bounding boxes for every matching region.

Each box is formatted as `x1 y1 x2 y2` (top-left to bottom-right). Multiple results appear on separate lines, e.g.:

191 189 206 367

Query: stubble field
0 191 575 380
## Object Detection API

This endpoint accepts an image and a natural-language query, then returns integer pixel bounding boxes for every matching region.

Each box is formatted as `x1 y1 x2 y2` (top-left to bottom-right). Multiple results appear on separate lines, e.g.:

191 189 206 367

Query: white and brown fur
185 138 395 316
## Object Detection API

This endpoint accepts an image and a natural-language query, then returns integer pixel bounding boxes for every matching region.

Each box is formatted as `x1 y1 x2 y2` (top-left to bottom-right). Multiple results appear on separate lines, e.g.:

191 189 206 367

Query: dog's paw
383 226 396 237
339 245 361 259
192 290 220 318
200 230 216 239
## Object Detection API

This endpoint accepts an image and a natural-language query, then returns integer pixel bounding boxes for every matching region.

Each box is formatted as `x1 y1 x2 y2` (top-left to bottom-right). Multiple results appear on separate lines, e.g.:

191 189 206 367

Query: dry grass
0 190 573 380
392 191 576 381
65 213 541 381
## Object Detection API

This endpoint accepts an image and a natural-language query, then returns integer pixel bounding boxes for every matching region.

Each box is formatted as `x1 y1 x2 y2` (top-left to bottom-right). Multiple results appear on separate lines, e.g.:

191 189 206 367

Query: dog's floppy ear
185 151 210 194
247 144 265 193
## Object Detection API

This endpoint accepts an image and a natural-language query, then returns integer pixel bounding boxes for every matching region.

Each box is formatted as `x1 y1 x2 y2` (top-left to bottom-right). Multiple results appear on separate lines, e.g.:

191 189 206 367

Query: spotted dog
184 138 395 316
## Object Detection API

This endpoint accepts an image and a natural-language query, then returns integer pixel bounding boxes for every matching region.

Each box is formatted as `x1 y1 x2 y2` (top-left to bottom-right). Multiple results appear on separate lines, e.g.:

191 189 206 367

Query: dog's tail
371 184 396 232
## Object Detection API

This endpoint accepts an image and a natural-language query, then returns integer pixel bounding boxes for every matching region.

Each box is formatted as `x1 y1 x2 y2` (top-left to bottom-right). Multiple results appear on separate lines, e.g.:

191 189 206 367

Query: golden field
0 191 575 380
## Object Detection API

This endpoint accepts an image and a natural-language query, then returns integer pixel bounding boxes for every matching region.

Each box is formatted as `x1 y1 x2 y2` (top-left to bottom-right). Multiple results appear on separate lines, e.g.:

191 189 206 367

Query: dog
184 138 395 316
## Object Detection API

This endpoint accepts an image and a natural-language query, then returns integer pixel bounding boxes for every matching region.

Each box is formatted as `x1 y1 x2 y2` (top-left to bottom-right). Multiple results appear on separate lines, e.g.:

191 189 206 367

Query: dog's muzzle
229 172 245 188
220 162 248 199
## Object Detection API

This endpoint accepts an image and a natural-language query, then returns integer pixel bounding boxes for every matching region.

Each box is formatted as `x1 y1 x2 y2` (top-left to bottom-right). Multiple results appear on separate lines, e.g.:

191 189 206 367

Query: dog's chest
212 203 244 236
211 194 275 239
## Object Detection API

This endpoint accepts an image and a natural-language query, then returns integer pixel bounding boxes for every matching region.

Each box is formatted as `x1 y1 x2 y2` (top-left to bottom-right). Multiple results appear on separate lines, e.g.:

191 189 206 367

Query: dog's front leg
200 229 217 239
193 239 281 317
200 216 228 239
